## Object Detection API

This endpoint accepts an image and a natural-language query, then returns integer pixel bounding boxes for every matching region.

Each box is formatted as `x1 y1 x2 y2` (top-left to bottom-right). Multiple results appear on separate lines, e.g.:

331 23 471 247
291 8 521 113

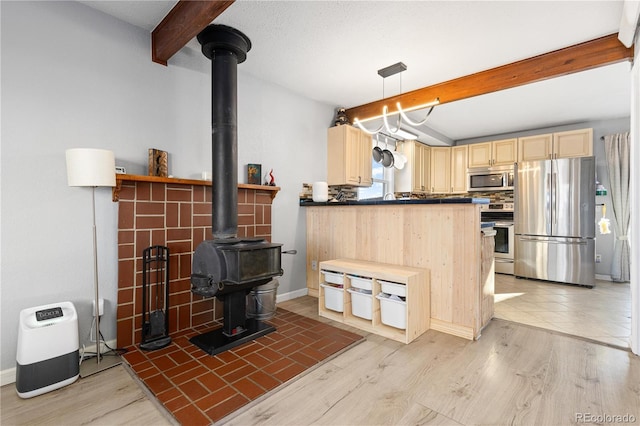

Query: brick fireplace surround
114 175 279 349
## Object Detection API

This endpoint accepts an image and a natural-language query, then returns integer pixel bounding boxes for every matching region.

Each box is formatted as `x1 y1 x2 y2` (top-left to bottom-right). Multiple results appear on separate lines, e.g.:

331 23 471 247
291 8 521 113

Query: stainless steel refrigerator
514 156 595 287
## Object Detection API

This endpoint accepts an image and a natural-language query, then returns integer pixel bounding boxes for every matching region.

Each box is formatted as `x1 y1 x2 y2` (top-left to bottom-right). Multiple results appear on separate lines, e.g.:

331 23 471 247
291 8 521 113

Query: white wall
0 1 332 374
236 75 330 299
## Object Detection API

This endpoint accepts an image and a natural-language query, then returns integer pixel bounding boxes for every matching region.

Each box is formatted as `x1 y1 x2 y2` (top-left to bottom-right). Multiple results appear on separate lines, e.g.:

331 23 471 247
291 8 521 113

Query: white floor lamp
66 148 122 377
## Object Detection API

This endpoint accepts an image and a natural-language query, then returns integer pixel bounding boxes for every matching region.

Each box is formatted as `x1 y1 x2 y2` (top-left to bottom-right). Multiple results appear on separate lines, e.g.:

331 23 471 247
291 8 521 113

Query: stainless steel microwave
468 166 514 191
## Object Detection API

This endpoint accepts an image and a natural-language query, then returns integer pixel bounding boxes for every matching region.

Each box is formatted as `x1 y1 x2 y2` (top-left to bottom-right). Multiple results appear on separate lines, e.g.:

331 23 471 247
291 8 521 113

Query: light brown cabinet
517 133 552 161
553 128 593 159
395 140 431 193
429 147 451 194
400 144 467 195
451 145 469 193
305 203 492 340
327 125 373 187
318 259 430 344
468 138 517 168
518 128 592 161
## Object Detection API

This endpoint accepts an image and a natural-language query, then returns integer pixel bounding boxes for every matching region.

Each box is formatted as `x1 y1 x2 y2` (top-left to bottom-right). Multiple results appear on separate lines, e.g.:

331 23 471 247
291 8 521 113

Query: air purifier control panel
35 307 63 322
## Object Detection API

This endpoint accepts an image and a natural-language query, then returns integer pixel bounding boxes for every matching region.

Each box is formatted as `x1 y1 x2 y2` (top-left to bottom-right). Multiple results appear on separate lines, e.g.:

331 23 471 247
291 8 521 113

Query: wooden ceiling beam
152 0 235 65
346 33 634 122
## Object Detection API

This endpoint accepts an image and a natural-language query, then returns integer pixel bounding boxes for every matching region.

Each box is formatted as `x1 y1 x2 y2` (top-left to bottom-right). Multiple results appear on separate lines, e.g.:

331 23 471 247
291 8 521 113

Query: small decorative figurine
265 169 276 186
148 148 168 177
334 107 350 126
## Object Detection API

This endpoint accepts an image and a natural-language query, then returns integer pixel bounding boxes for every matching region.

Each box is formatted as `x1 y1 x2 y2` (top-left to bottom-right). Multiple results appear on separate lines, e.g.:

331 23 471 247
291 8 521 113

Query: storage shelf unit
318 259 430 344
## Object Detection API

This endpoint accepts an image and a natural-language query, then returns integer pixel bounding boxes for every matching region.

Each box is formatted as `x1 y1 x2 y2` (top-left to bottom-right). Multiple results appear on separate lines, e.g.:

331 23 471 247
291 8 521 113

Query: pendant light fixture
354 62 440 136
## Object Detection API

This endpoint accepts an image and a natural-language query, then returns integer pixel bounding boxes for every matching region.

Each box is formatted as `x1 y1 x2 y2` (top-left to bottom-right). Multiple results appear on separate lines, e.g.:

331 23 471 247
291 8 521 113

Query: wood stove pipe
197 25 252 239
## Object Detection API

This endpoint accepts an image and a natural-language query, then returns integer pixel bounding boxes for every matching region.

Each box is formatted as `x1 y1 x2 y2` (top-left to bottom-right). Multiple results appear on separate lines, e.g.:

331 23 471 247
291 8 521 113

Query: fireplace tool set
140 245 171 351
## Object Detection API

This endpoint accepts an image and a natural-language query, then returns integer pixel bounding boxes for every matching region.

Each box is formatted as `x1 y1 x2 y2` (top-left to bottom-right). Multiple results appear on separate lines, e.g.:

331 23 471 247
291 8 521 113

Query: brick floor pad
123 308 363 425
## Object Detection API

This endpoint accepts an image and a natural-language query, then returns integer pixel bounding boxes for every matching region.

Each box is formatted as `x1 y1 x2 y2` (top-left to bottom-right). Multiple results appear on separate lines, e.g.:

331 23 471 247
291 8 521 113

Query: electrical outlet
92 298 104 316
311 260 318 271
595 254 602 263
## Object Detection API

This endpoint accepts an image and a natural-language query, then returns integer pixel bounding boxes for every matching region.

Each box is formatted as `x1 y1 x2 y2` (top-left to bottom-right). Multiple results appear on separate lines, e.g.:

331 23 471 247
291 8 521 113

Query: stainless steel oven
481 203 514 275
493 221 514 274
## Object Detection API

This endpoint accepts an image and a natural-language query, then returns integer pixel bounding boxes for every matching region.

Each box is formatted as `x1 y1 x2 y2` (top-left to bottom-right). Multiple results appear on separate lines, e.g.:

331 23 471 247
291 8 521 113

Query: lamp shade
66 148 116 187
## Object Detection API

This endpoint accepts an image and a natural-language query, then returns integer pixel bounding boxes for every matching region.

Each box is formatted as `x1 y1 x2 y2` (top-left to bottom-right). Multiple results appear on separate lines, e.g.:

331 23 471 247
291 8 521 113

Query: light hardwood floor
1 363 177 425
2 294 638 425
225 296 640 425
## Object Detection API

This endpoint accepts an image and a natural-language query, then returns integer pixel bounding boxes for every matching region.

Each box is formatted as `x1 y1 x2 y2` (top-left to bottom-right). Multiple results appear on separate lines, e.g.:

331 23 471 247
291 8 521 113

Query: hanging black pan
381 137 394 168
372 134 383 163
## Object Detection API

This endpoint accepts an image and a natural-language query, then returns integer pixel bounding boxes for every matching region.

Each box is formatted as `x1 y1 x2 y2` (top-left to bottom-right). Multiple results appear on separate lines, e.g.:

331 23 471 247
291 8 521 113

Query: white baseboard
276 288 308 303
1 289 307 386
1 367 16 386
596 274 613 281
1 339 118 386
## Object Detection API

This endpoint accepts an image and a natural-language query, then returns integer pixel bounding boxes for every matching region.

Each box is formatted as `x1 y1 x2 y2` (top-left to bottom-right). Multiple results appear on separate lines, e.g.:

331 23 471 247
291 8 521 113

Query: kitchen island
303 198 494 340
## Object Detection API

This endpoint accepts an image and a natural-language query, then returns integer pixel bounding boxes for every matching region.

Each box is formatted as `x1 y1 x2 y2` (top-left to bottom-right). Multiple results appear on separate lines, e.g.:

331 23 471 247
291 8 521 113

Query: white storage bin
347 275 373 291
379 280 406 297
347 288 372 320
320 283 344 312
321 270 344 285
376 293 407 329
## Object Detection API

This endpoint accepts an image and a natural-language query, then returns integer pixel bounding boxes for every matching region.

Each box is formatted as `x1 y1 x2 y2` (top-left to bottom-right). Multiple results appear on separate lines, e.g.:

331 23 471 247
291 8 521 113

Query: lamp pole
92 186 100 365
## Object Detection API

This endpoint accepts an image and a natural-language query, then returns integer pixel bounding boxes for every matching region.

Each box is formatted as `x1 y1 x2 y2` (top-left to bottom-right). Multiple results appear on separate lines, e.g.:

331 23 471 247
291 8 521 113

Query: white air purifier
16 301 80 398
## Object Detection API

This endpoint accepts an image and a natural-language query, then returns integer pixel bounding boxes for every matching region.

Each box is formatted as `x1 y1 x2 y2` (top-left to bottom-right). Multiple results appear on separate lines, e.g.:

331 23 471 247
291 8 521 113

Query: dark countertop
300 197 490 207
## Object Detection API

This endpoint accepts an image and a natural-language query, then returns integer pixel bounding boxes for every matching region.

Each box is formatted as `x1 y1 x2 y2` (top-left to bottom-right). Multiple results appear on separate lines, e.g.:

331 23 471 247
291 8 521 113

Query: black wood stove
189 25 283 356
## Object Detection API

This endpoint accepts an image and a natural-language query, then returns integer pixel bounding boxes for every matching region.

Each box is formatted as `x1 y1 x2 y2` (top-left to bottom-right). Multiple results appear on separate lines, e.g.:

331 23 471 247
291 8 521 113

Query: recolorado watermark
576 413 637 423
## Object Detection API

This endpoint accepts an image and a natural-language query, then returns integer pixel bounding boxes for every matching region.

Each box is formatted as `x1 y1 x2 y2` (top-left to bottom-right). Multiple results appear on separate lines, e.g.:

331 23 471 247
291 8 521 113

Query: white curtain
604 132 631 282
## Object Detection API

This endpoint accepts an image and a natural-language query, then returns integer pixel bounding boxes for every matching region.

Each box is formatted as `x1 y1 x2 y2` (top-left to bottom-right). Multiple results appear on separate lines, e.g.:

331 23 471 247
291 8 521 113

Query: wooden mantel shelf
112 174 281 202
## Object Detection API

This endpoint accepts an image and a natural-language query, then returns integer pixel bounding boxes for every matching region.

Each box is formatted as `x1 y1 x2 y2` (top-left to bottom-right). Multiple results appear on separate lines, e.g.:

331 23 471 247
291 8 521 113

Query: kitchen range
481 202 515 275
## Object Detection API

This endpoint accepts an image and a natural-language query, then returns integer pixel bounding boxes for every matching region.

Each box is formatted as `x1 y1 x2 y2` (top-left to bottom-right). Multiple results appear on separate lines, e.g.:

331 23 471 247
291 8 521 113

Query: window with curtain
604 132 631 282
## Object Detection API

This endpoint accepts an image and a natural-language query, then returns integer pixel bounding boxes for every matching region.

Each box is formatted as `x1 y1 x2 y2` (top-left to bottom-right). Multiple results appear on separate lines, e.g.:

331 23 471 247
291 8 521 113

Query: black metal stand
190 319 275 356
189 289 275 356
141 246 171 351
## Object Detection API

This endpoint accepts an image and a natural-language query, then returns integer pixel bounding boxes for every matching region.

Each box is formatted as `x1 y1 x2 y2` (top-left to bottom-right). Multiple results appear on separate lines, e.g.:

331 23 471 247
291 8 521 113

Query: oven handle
493 222 514 227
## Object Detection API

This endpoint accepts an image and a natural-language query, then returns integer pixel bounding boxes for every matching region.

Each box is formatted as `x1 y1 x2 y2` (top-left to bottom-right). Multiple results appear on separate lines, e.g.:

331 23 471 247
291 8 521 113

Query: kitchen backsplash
300 182 513 203
392 190 513 202
300 183 359 201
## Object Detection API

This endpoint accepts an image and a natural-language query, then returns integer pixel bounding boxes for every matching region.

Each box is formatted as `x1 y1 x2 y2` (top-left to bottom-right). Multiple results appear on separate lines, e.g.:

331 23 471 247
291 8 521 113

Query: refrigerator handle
518 236 588 245
547 172 552 235
553 171 558 229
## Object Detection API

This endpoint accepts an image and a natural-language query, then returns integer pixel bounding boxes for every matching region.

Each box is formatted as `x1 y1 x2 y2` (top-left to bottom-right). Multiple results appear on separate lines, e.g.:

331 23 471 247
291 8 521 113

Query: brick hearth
115 176 278 349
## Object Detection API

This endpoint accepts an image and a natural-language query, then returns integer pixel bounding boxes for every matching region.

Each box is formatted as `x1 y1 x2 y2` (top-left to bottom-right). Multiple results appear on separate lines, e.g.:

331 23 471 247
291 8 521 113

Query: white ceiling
79 0 631 143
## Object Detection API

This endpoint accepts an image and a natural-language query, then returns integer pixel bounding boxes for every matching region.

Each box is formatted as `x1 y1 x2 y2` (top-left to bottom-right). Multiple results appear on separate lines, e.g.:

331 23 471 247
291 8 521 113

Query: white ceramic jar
312 181 329 202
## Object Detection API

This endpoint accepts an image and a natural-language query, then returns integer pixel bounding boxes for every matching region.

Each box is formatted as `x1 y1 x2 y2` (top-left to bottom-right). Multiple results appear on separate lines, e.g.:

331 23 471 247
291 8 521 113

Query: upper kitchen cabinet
468 138 517 168
517 134 552 161
451 145 469 193
518 128 592 161
431 145 468 194
327 125 373 187
395 140 431 193
430 147 451 194
553 128 593 159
